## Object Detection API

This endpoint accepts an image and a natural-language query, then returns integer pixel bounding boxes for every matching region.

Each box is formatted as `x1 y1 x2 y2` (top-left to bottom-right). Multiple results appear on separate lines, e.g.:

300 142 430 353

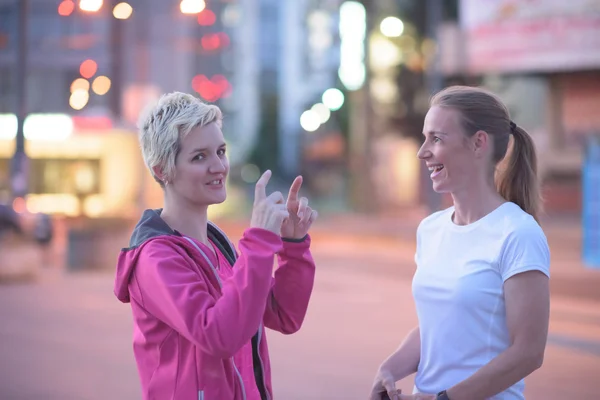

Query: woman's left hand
280 176 318 240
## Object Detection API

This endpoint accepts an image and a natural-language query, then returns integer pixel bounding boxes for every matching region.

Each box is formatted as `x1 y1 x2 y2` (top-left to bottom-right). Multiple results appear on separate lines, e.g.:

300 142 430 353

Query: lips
206 179 223 185
428 164 444 179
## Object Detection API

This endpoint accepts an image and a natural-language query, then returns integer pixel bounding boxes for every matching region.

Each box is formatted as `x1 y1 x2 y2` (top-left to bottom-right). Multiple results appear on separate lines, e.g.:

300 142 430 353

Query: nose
208 155 227 174
417 141 431 160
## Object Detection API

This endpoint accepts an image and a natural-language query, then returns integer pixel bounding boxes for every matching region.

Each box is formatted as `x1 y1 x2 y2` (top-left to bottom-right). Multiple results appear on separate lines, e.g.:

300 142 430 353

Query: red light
218 32 230 48
212 74 232 97
12 197 26 214
201 34 221 51
72 116 113 131
192 74 207 93
192 74 231 102
79 59 98 79
58 0 75 16
197 9 216 26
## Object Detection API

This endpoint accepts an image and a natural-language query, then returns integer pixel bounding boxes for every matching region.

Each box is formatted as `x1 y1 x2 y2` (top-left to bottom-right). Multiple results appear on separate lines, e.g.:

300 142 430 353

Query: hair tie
509 121 517 134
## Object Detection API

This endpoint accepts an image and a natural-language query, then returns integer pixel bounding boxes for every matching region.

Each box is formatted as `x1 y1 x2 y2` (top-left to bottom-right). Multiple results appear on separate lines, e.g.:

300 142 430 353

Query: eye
432 136 442 143
192 153 205 161
217 148 226 156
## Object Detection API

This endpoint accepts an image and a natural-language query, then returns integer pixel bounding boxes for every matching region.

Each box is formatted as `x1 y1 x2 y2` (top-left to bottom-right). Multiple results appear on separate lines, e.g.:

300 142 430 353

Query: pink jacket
114 209 316 400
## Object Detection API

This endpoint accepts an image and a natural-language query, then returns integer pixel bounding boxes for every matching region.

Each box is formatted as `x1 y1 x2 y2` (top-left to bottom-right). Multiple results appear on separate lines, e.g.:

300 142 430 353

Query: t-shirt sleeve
499 223 551 282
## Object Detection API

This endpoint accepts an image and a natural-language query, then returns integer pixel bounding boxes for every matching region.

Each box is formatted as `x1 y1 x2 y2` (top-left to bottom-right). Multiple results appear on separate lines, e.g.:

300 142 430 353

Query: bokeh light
180 0 205 14
241 164 261 183
79 59 98 79
113 2 133 19
58 0 75 16
79 0 103 12
70 78 90 93
300 110 321 132
92 76 111 95
311 103 331 124
322 88 345 111
380 16 404 38
197 9 216 26
69 89 90 110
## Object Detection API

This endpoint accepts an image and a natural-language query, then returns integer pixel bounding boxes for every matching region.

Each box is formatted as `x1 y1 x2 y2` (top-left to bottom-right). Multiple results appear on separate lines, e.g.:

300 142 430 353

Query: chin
432 182 452 194
211 191 227 204
211 196 227 205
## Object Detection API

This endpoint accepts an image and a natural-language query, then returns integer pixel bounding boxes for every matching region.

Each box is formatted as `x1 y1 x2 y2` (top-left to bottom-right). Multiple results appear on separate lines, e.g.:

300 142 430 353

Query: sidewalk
329 210 600 302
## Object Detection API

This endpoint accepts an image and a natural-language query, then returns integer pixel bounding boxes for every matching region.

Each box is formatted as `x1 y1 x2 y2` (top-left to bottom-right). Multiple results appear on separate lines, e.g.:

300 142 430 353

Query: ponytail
497 124 541 221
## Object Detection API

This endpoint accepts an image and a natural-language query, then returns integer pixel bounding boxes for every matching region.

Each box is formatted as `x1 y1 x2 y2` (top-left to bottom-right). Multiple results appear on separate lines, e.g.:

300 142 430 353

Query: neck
160 191 209 244
451 179 506 226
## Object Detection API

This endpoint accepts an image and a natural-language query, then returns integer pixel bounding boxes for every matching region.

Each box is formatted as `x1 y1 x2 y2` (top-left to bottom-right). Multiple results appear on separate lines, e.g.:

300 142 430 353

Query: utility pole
423 0 443 212
108 0 124 121
347 0 375 212
10 0 29 199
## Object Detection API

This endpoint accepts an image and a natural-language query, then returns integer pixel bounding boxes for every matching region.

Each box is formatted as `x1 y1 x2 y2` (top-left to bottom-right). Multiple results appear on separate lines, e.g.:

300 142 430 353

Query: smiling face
417 106 485 194
167 122 229 206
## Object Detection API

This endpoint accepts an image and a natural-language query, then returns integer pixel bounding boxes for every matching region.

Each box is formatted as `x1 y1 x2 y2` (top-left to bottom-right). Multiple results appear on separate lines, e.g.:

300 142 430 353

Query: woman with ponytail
370 86 550 400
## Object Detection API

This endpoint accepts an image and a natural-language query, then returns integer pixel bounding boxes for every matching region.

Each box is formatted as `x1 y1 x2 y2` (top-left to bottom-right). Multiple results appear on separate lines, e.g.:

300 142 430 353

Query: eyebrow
189 143 227 154
422 130 448 137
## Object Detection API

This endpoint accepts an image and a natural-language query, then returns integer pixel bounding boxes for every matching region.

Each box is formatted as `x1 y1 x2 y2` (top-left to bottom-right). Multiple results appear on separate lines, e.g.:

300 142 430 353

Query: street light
11 0 29 199
92 76 111 95
311 103 331 124
70 89 90 110
70 78 90 92
113 2 133 20
322 88 345 111
79 0 103 12
58 0 75 16
79 59 98 79
380 16 404 38
300 110 321 132
180 0 206 14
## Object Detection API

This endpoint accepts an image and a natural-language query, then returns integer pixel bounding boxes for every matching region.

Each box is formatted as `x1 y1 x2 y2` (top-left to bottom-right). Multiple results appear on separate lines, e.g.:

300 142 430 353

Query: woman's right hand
369 367 401 400
250 170 290 235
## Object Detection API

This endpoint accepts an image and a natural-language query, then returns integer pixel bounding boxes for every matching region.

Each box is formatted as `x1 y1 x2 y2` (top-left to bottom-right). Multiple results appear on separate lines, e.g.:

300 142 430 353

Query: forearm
381 326 421 381
446 344 543 400
263 237 315 333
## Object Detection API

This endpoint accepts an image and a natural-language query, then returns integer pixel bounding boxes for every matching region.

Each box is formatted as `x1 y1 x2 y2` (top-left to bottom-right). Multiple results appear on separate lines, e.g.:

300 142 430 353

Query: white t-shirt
412 202 550 400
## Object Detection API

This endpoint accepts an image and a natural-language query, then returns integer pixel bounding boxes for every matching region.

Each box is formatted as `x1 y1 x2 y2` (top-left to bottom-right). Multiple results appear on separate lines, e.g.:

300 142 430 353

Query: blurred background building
0 0 598 223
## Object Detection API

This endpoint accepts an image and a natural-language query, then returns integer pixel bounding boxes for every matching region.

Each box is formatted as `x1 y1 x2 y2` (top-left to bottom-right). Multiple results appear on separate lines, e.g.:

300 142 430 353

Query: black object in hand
380 392 392 400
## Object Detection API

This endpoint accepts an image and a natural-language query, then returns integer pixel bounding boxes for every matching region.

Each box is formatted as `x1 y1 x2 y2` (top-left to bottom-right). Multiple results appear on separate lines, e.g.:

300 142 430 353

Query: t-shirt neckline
447 202 512 232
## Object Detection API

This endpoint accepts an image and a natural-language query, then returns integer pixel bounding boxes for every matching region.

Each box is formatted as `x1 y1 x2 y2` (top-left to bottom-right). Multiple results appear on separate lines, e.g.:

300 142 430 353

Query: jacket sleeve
262 235 316 334
131 228 281 359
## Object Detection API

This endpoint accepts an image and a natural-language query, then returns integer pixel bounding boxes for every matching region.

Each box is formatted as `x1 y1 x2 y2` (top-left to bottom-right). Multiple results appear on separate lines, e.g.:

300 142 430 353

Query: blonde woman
371 86 550 400
114 92 317 399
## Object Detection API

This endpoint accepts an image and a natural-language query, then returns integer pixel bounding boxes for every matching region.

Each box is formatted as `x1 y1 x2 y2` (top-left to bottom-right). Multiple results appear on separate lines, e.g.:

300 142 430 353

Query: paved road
0 237 599 399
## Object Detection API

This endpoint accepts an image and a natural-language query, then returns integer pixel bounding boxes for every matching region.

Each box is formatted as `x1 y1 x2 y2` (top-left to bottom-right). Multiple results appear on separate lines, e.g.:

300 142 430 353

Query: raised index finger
287 175 303 203
254 170 272 203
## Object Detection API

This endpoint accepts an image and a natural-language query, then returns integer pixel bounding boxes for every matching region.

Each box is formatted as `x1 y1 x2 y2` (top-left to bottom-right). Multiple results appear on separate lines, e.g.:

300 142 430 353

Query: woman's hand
369 367 401 400
280 175 317 240
250 170 289 235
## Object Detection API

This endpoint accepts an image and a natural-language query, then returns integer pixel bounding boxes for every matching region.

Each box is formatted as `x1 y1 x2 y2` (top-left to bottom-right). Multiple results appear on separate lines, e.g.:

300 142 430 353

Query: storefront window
0 158 100 196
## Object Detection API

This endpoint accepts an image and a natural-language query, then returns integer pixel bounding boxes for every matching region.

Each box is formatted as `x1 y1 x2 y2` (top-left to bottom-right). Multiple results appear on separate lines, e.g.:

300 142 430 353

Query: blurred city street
1 215 599 400
1 0 600 399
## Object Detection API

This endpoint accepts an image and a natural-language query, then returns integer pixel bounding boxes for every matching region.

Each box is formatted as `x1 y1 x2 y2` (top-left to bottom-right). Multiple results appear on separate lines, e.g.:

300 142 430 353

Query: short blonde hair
138 92 222 186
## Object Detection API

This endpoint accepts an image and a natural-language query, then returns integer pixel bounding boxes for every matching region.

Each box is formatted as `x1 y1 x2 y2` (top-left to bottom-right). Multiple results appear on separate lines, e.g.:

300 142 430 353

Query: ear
471 130 489 158
152 165 167 183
